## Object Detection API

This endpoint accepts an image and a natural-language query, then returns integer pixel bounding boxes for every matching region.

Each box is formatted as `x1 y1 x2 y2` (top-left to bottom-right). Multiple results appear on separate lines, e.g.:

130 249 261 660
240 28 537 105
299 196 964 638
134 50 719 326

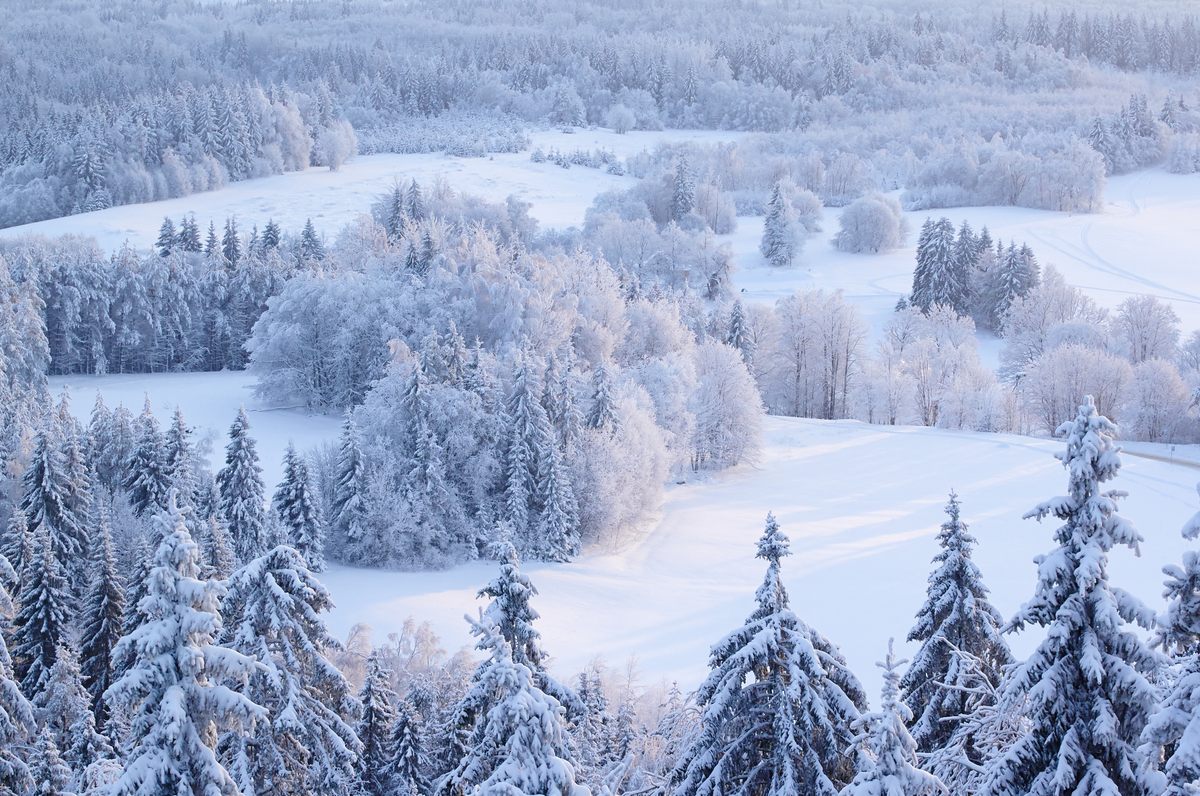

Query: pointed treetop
756 512 790 564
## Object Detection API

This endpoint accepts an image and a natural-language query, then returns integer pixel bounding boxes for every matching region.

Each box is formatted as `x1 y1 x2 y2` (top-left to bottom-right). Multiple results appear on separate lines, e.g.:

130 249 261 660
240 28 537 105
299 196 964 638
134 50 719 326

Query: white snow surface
50 371 1200 697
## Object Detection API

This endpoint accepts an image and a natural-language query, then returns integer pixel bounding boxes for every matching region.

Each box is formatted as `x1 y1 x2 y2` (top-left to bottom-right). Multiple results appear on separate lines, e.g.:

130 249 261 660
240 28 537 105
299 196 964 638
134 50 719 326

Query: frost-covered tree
911 217 965 314
223 545 360 796
200 514 237 580
477 541 581 716
330 414 368 557
0 551 35 796
438 618 588 796
30 726 74 796
385 701 432 796
11 524 70 695
841 641 945 796
671 158 696 222
273 444 325 570
105 502 265 796
761 182 801 268
981 396 1159 796
1141 484 1200 796
122 399 170 518
33 644 113 781
585 365 619 432
217 407 268 564
156 217 178 257
900 492 1011 755
20 428 86 576
669 514 865 796
357 652 399 796
834 193 906 254
163 406 198 507
77 515 124 732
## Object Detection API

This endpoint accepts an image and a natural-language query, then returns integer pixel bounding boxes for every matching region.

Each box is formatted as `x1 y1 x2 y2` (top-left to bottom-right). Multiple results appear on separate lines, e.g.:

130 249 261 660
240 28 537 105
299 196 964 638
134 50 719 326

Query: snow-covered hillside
51 371 1200 694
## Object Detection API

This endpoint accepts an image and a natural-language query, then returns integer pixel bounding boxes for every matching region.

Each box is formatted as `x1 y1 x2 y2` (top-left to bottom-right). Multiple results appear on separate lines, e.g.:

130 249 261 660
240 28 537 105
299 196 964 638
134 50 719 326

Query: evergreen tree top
756 511 790 564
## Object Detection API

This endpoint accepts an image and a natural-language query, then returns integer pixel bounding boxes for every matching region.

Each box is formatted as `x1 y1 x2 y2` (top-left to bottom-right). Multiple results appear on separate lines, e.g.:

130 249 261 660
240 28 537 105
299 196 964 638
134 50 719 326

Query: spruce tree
105 503 264 796
331 413 368 557
840 641 945 796
727 300 755 367
200 514 236 580
761 182 798 268
217 407 268 564
357 652 399 796
900 492 1011 756
222 217 242 265
223 545 360 795
30 726 74 796
385 701 432 796
437 618 587 796
0 551 35 796
178 215 202 252
156 217 177 258
11 524 70 696
669 514 866 796
912 217 962 313
585 365 619 432
1141 484 1200 796
122 400 170 518
77 513 124 732
20 427 85 573
671 157 696 221
163 406 197 507
981 396 1159 796
273 443 325 570
262 219 281 250
33 644 113 780
300 219 325 262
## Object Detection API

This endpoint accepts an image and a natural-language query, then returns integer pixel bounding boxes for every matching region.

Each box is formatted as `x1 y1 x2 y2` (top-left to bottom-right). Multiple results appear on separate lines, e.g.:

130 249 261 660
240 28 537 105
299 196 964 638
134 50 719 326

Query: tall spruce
669 514 866 796
77 511 124 732
217 407 268 564
105 501 265 796
386 701 432 796
223 545 360 795
122 398 170 518
11 524 70 696
981 396 1159 796
900 492 1011 755
1141 484 1200 795
331 413 368 558
0 550 35 796
357 652 399 796
840 641 945 796
273 443 325 570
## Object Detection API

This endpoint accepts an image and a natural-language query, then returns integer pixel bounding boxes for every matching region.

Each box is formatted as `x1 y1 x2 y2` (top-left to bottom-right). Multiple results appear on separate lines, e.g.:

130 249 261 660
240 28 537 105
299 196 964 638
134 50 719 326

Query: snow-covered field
0 129 744 250
51 371 1200 695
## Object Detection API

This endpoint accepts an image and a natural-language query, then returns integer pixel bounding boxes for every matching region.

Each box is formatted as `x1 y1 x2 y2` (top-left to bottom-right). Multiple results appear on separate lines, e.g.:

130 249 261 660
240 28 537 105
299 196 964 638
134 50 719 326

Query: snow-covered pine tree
357 652 399 796
671 157 696 222
262 219 281 251
407 180 426 221
478 541 582 716
727 300 755 368
397 359 470 566
163 406 197 508
533 439 580 562
33 643 113 781
11 523 70 695
840 641 945 796
438 617 589 796
0 510 30 589
156 217 177 257
30 726 74 796
0 551 35 796
77 512 124 732
981 396 1159 796
200 514 236 580
330 413 368 557
1140 484 1200 795
20 427 86 573
585 364 619 432
761 181 799 268
385 700 432 796
273 443 325 570
299 219 325 262
179 215 202 253
104 499 265 796
669 514 866 796
222 545 360 795
217 407 268 564
900 492 1011 756
222 217 242 265
911 217 962 313
122 399 170 518
503 355 554 551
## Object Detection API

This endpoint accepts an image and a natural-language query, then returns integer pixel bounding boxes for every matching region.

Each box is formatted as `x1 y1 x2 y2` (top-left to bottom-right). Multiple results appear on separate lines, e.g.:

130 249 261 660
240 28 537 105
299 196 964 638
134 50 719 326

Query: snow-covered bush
833 192 906 253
